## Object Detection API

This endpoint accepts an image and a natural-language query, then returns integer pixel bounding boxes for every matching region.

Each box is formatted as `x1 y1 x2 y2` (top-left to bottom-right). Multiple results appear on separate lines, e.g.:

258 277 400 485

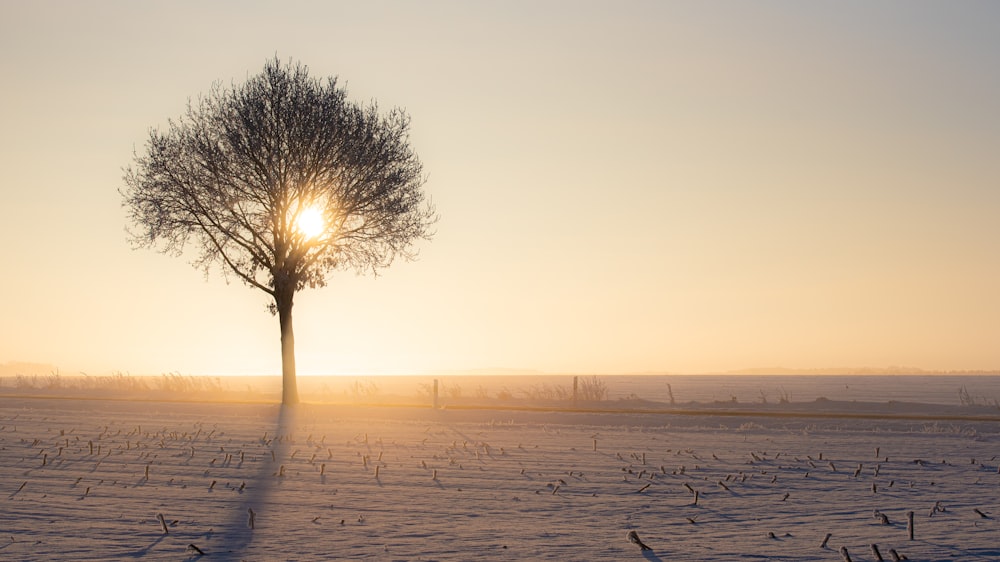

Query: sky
2 1 999 377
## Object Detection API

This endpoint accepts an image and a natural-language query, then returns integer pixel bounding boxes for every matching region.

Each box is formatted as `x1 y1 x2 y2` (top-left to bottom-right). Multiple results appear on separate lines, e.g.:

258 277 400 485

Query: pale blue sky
2 1 999 376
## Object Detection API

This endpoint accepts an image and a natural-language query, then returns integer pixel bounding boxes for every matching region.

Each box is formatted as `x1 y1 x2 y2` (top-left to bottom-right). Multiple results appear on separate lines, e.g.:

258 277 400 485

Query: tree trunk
275 284 300 405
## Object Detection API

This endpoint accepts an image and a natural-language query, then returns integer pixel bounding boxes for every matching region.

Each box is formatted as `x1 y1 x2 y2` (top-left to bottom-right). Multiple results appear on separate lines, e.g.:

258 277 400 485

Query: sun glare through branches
295 206 326 240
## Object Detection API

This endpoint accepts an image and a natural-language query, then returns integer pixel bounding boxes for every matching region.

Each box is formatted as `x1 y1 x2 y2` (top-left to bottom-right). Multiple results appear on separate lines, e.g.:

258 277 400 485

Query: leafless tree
122 58 435 404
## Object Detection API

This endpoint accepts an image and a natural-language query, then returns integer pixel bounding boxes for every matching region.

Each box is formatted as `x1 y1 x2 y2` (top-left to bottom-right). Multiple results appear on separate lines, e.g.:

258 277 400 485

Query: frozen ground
2 395 999 561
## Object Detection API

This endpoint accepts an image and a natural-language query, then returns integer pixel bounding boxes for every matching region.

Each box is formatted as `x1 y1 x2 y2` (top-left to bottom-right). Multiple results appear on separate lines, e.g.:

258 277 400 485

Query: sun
296 206 326 239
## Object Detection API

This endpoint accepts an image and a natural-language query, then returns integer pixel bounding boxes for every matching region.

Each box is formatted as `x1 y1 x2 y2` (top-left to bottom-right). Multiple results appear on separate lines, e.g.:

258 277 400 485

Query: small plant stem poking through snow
839 546 852 562
889 549 904 561
157 513 168 534
626 531 651 551
907 511 915 540
374 465 380 479
974 508 989 518
820 533 832 548
871 543 884 561
929 501 942 516
247 508 256 529
188 543 205 556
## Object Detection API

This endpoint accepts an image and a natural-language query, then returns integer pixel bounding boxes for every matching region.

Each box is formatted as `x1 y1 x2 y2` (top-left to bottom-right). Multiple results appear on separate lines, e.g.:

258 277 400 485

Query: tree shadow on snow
212 404 298 560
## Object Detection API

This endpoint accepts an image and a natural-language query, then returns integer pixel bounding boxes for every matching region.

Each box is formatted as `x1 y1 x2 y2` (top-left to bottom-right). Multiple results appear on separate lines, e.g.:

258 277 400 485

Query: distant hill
724 366 1000 376
0 361 59 377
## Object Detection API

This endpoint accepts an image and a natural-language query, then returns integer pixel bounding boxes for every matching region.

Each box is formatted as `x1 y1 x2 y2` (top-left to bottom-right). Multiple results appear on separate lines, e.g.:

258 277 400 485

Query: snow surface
2 395 999 561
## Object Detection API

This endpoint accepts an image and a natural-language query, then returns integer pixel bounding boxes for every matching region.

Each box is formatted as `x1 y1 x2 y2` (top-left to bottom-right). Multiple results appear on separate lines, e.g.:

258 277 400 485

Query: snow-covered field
2 393 999 561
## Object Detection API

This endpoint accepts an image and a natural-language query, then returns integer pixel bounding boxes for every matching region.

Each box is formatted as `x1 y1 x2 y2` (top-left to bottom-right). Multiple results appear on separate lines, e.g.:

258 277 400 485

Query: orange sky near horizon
2 1 999 377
